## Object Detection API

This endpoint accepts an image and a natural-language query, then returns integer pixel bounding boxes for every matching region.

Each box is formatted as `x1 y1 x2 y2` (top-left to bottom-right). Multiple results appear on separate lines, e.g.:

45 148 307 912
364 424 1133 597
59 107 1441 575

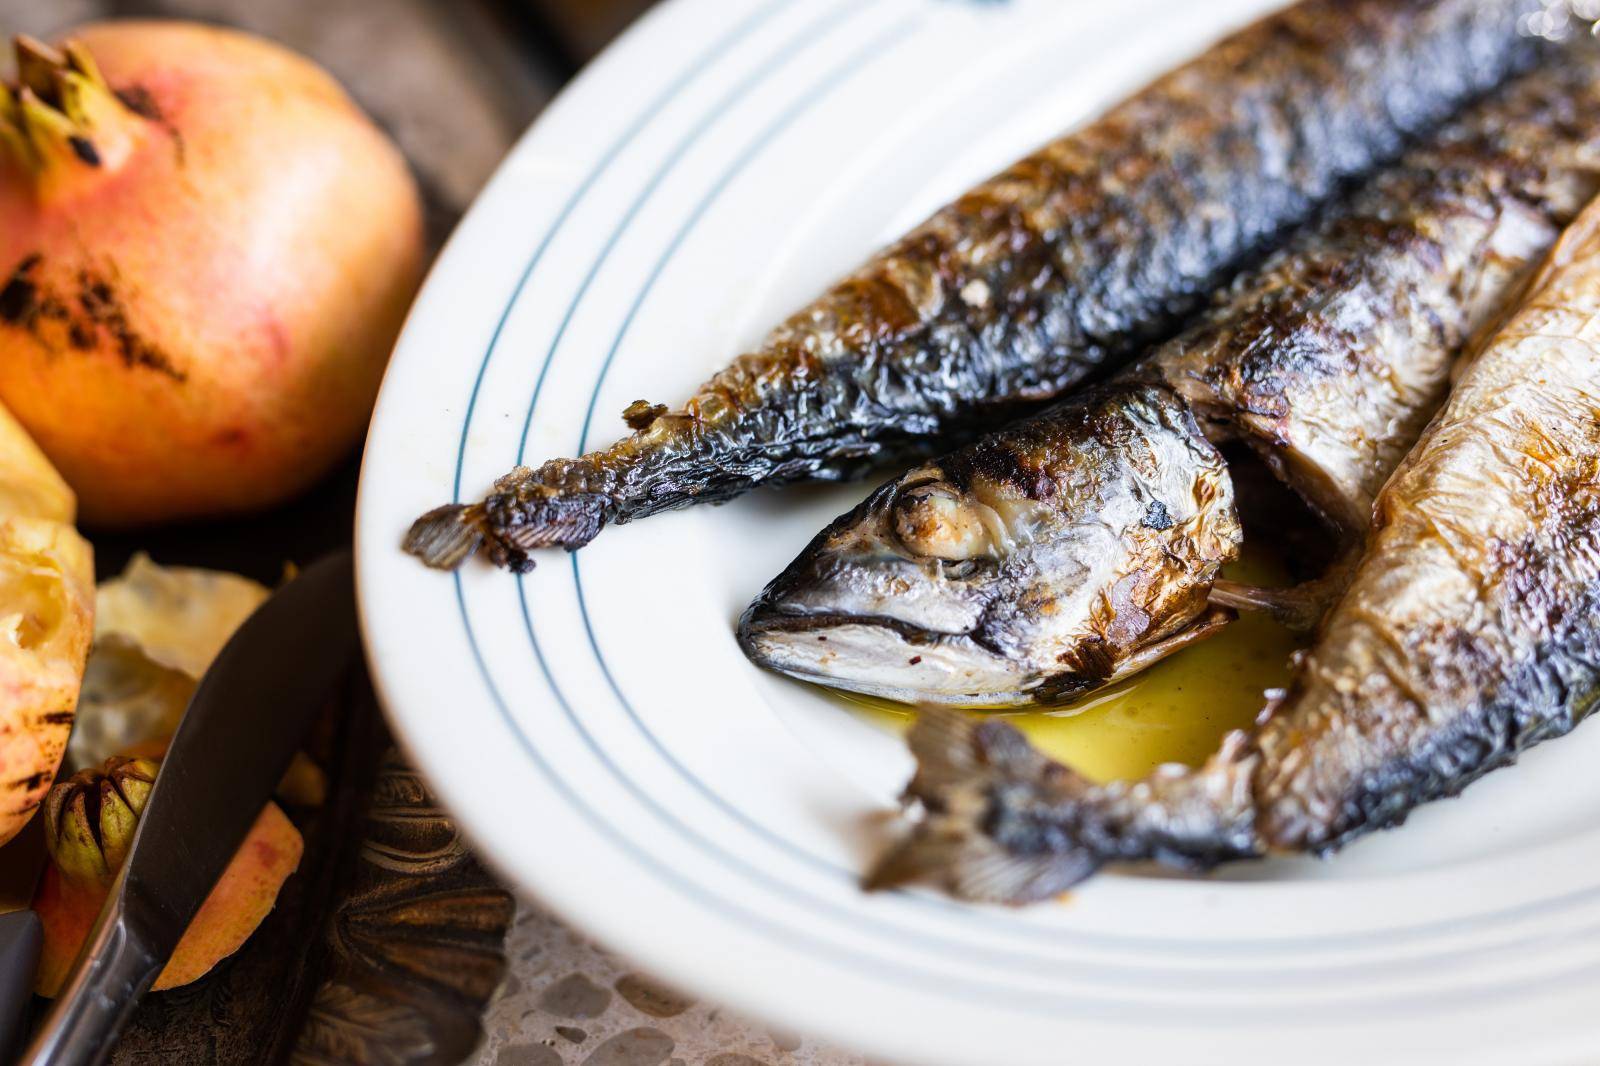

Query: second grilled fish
871 194 1600 903
407 0 1553 572
740 51 1600 706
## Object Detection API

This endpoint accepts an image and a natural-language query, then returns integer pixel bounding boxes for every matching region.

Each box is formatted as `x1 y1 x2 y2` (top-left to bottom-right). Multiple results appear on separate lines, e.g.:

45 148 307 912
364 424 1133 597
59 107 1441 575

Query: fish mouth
737 606 1037 708
740 599 1238 708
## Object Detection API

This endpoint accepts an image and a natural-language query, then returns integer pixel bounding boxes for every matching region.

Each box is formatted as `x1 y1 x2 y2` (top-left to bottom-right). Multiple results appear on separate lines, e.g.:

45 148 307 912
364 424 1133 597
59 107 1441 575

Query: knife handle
0 909 41 1059
19 889 160 1066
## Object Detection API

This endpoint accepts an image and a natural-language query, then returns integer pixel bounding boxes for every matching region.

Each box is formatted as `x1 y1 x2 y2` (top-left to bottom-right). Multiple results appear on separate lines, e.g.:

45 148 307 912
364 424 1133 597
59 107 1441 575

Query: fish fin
1209 549 1362 632
865 831 1099 905
1209 578 1332 632
1105 606 1235 682
900 703 996 794
866 708 1103 904
403 504 487 570
404 490 609 573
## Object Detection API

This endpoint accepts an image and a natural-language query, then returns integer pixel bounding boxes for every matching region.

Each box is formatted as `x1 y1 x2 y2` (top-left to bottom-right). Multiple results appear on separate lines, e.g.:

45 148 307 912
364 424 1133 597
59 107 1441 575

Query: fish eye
891 483 994 561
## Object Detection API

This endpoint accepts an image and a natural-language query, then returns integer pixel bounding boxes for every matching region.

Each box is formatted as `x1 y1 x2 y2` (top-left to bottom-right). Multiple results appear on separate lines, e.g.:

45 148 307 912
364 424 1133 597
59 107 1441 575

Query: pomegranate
0 24 424 526
0 400 92 849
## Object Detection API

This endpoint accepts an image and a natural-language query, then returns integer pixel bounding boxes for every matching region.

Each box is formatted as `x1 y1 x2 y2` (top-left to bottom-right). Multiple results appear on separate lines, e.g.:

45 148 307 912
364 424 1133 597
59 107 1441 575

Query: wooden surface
525 0 654 61
3 1 865 1063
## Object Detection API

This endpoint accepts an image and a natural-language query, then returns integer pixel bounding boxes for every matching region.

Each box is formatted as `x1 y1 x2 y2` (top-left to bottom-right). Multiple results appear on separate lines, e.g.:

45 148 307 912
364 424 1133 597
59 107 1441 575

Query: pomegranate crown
42 756 160 889
0 35 143 180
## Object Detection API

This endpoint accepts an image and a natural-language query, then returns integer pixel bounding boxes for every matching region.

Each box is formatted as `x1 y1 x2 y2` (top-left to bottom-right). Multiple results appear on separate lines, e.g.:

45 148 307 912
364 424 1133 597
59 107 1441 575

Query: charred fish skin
744 50 1600 707
874 201 1600 905
1158 55 1600 538
1161 49 1600 627
406 0 1552 572
1254 211 1600 854
737 379 1240 707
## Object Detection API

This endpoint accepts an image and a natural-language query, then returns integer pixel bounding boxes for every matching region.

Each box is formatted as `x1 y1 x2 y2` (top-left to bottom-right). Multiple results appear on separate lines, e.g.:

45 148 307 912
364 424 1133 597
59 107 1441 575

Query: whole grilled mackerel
407 0 1555 572
740 52 1600 707
872 201 1600 903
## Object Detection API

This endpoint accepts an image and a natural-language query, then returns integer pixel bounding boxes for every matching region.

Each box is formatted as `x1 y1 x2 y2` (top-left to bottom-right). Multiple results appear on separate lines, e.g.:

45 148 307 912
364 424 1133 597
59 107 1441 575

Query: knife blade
0 815 47 1056
21 550 357 1066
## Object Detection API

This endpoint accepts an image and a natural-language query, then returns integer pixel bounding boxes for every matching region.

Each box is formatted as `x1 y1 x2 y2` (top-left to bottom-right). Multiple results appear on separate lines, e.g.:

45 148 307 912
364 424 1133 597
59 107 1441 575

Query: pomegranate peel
0 508 93 847
32 755 303 996
0 22 425 526
0 395 90 847
0 398 73 523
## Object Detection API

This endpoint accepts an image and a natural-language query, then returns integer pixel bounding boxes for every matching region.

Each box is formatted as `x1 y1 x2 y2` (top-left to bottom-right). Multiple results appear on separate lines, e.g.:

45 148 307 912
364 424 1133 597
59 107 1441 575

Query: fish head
739 468 1037 704
738 382 1242 706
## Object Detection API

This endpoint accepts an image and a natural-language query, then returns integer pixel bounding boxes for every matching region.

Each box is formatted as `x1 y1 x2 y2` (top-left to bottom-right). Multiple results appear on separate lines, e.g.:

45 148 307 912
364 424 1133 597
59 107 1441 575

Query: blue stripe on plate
512 0 878 468
451 0 797 502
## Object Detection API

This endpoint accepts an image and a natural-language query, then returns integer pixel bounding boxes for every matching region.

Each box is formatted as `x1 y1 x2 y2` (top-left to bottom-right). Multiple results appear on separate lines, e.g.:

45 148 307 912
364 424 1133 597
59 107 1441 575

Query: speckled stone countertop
5 2 868 1062
469 905 866 1066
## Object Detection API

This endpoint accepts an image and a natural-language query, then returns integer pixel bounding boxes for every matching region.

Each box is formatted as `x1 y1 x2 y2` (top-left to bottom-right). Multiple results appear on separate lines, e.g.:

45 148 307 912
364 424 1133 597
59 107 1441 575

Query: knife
20 550 357 1066
0 814 47 1057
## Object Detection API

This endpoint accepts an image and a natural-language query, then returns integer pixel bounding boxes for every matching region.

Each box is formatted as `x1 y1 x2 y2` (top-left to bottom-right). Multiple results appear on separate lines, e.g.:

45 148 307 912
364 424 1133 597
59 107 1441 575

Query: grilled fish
871 198 1600 902
740 54 1600 706
741 379 1241 706
406 0 1555 573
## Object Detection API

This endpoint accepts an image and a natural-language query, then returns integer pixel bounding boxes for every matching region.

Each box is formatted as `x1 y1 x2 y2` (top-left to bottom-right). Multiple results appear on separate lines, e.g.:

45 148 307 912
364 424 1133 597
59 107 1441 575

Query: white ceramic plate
355 2 1600 1062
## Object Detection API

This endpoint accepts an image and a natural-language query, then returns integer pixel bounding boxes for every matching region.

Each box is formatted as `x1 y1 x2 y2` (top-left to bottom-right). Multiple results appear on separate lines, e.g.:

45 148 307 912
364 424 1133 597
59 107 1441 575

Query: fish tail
403 488 612 573
403 504 488 570
865 708 1103 904
488 490 610 555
